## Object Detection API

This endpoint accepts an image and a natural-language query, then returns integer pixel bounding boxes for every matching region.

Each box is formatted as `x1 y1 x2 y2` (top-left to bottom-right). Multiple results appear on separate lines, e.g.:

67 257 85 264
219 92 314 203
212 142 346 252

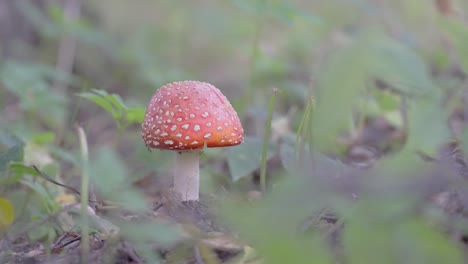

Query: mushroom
141 81 244 201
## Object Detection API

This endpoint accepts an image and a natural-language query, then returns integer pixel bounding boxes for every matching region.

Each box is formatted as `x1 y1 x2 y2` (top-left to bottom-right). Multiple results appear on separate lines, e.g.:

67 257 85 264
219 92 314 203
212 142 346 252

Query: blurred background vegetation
1 0 468 263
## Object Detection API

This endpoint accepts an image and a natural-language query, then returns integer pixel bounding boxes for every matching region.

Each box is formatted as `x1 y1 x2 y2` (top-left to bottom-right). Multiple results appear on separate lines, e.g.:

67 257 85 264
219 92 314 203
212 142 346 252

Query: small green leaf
0 133 24 173
373 89 400 112
226 137 275 182
9 163 40 177
0 197 14 231
31 132 55 145
108 94 127 111
78 91 116 118
126 107 146 123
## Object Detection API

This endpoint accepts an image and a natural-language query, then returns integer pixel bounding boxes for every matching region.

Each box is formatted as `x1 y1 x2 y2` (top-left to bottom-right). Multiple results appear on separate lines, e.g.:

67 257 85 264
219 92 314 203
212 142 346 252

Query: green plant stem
77 125 90 264
114 123 124 147
260 88 278 193
296 97 314 165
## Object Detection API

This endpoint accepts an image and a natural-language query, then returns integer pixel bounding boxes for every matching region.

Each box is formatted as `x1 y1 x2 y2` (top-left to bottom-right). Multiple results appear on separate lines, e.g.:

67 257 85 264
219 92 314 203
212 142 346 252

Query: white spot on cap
189 114 195 119
165 111 170 116
155 129 160 135
182 124 189 130
171 125 177 131
176 133 182 138
194 125 200 131
206 122 212 127
201 112 209 118
183 96 189 100
161 132 168 137
231 133 236 137
185 136 190 140
191 141 199 145
217 126 222 131
164 140 174 145
153 141 160 146
176 117 182 122
204 133 212 139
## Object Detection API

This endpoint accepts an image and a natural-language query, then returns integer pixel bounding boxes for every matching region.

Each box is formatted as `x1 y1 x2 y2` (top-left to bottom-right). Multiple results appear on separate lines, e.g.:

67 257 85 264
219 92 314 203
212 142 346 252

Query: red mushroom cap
141 81 244 150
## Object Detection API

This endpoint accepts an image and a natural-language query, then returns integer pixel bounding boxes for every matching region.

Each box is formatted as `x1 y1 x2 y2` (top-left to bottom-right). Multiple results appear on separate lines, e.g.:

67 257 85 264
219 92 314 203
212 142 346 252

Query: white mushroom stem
174 150 201 201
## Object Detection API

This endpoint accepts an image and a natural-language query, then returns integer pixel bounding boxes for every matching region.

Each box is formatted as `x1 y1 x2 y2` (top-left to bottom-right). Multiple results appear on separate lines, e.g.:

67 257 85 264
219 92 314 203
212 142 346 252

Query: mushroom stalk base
174 150 201 201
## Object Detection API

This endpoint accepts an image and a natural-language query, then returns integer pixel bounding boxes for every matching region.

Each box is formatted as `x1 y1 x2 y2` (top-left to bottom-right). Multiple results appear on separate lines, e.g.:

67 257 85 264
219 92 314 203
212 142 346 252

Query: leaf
268 0 322 24
89 147 147 211
440 18 468 74
0 133 24 173
31 132 55 145
367 35 435 95
313 33 371 150
77 90 143 126
78 91 117 118
373 89 400 112
0 61 69 126
344 220 395 264
406 98 450 155
21 180 54 202
126 107 146 123
118 220 182 246
49 146 79 167
8 163 40 176
221 177 333 264
0 197 14 231
395 219 464 264
279 139 348 178
108 94 127 111
226 136 275 182
232 0 322 24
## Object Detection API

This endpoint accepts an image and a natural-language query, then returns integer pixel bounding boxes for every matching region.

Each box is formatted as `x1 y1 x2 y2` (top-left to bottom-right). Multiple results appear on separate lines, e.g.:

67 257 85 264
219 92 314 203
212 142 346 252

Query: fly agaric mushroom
141 81 244 201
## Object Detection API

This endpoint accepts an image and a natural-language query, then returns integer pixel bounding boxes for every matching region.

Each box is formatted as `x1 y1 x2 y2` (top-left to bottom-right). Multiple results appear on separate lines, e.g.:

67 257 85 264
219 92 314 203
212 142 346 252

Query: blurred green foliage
0 0 468 263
